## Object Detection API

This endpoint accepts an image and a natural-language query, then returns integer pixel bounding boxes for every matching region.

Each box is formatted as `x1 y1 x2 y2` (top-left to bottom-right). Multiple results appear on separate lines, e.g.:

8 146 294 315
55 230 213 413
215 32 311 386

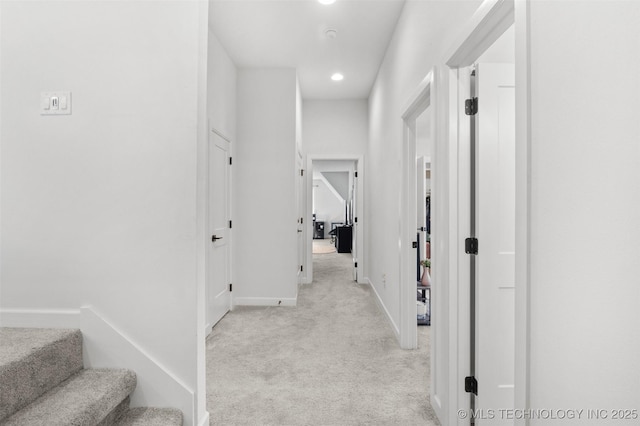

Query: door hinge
229 283 232 292
412 241 418 249
354 217 358 223
465 376 478 395
354 262 358 268
465 237 478 255
300 217 304 224
229 220 232 229
355 171 358 178
300 265 304 272
229 157 233 165
465 97 478 116
300 169 304 176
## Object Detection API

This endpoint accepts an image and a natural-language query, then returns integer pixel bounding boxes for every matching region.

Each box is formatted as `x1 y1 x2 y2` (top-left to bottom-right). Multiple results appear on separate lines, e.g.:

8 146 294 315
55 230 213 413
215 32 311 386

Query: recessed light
318 0 336 5
331 73 344 81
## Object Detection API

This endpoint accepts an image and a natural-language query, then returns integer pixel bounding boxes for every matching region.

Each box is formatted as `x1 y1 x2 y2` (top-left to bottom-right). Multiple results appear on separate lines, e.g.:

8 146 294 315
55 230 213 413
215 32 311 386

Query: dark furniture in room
314 221 325 239
335 225 352 253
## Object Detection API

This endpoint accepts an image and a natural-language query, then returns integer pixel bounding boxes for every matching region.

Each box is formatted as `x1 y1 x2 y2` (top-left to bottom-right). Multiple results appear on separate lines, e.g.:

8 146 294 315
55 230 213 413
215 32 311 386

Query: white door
475 63 516 423
297 152 304 282
351 167 358 281
207 131 231 331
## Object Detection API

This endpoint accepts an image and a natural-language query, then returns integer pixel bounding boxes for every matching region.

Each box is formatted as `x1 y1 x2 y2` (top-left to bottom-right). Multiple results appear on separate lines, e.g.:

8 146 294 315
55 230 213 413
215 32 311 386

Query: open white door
475 63 516 423
297 152 304 282
351 167 358 281
207 131 231 332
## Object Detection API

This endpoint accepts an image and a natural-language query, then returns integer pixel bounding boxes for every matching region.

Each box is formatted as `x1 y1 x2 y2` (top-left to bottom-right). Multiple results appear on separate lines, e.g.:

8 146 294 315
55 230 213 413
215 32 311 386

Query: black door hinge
465 97 478 116
229 220 232 229
300 265 304 272
229 157 233 165
354 217 358 223
355 171 358 178
354 262 358 268
300 169 304 176
465 237 478 255
229 283 232 292
465 376 478 395
300 217 304 224
412 241 418 249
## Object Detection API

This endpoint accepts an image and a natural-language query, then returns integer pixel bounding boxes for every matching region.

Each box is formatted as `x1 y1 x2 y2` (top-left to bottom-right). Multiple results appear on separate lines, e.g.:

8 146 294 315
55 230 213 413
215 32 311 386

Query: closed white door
475 63 516 424
207 132 231 331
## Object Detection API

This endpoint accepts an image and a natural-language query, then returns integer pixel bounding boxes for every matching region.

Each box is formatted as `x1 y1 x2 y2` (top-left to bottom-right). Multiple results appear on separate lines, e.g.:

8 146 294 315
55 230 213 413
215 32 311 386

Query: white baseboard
80 306 195 426
0 308 81 329
366 277 400 340
198 411 210 426
233 297 297 307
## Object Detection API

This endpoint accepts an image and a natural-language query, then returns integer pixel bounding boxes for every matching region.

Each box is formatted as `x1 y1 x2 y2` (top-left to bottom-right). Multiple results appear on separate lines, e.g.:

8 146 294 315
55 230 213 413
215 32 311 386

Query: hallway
206 240 437 425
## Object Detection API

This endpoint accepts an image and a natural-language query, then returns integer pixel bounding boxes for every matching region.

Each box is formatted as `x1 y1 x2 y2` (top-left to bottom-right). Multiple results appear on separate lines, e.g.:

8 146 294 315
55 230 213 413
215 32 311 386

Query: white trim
367 277 400 340
233 297 297 307
0 308 81 328
514 1 531 424
400 70 433 351
80 306 195 425
445 0 515 68
442 1 519 425
198 411 211 426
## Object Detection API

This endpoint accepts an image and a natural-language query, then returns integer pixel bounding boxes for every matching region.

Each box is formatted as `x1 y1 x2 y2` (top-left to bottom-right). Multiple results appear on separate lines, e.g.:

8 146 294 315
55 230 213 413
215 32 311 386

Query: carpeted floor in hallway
206 239 438 425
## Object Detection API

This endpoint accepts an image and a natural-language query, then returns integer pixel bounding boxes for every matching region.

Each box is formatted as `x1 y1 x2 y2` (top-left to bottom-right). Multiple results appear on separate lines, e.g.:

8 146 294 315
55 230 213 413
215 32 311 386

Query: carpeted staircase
0 328 183 425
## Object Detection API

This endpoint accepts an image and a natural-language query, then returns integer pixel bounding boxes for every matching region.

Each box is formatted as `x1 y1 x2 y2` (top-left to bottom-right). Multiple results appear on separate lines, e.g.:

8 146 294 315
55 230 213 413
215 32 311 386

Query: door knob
211 235 223 242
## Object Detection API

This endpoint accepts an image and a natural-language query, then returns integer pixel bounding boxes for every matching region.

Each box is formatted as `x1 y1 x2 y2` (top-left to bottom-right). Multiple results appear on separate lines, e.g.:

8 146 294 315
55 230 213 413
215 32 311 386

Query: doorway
206 129 232 334
305 156 364 285
444 3 523 422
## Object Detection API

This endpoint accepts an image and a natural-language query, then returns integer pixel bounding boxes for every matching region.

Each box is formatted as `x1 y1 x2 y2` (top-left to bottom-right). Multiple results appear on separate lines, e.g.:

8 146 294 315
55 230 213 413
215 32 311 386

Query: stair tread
116 407 183 426
0 328 83 421
0 328 80 368
3 368 137 426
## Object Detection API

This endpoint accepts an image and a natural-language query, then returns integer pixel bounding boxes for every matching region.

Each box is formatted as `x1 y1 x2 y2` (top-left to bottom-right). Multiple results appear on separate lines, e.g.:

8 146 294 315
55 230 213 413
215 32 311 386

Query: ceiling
209 0 406 100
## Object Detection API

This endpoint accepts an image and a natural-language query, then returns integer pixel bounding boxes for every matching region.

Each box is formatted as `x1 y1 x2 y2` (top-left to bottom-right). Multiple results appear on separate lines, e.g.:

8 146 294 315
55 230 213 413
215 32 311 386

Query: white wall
302 99 368 157
368 0 481 322
526 2 640 423
208 30 237 141
313 179 344 233
0 1 205 423
233 68 298 305
366 1 482 423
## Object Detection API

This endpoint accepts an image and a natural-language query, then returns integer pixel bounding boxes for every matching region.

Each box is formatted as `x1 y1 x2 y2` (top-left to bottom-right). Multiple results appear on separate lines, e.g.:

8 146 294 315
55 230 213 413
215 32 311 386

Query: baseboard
233 297 297 307
0 308 81 329
366 277 400 340
80 306 196 426
198 411 210 426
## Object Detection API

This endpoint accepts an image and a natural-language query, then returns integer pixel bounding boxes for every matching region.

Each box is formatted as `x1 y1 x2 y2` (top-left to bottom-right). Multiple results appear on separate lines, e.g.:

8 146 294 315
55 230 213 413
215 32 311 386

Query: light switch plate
41 91 71 115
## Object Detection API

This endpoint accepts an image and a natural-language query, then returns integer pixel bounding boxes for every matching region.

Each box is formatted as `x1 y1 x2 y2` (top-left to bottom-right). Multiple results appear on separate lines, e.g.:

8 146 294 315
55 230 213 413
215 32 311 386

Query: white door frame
439 0 530 425
400 70 434 351
304 155 365 285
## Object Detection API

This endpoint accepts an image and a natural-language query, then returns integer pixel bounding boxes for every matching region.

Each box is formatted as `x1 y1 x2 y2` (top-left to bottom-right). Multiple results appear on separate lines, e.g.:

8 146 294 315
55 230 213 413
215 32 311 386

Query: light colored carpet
313 239 337 254
206 246 439 425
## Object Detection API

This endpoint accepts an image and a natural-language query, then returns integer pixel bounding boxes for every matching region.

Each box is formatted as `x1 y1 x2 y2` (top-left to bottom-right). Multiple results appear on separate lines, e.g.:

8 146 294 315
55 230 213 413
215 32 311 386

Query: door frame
304 155 365 285
400 70 434 352
440 0 530 425
205 127 233 333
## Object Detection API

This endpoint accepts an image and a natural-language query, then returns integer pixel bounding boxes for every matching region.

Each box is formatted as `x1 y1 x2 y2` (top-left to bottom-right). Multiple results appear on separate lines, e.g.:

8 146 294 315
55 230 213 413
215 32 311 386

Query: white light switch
41 91 71 115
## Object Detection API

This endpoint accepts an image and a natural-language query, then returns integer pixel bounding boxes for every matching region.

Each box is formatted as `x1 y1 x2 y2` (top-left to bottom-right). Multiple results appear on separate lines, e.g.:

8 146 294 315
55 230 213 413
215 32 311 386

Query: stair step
116 407 183 426
0 328 83 421
2 368 137 426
